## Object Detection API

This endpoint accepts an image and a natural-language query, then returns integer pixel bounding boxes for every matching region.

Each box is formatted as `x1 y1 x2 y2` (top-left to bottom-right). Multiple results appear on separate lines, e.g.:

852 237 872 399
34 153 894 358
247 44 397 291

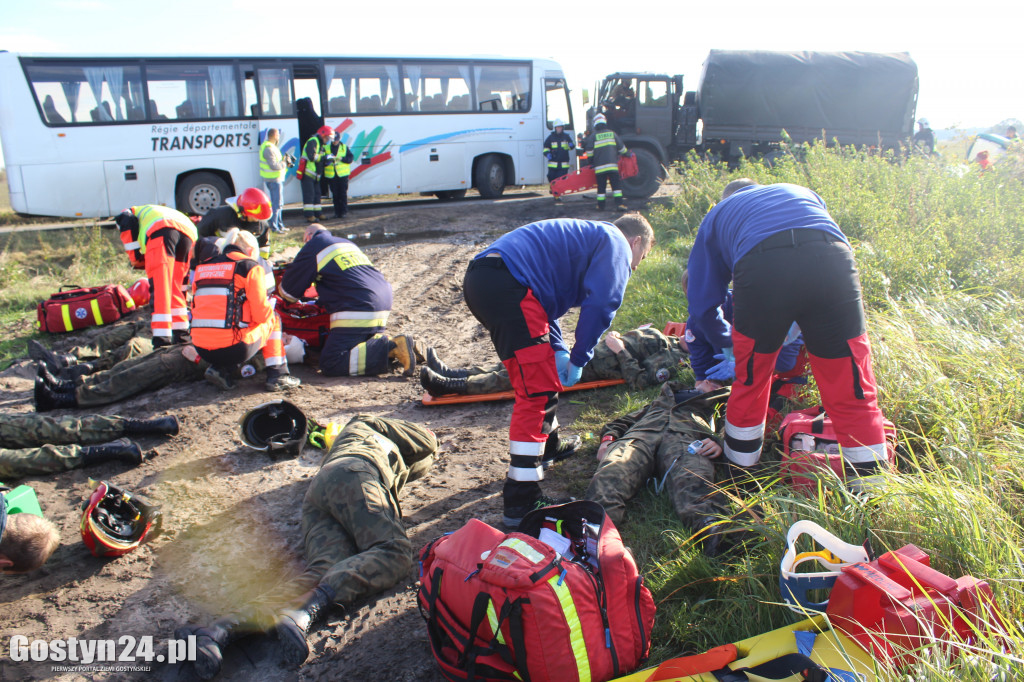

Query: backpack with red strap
418 500 655 682
37 284 138 333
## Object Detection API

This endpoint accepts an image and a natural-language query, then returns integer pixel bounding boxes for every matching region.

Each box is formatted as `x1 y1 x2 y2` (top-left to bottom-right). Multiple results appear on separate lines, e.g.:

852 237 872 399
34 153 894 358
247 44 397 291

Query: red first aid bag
274 295 330 349
418 500 655 682
779 406 897 493
37 284 137 333
617 152 639 179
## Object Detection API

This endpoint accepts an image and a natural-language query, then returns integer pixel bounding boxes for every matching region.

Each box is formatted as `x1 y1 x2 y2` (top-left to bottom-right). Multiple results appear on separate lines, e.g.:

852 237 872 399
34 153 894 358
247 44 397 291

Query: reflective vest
301 136 325 180
190 249 270 348
119 205 198 270
259 140 286 182
323 141 351 179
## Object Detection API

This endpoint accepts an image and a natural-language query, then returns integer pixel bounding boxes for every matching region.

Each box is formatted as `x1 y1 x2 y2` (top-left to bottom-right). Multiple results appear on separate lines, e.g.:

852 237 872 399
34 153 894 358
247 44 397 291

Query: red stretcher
420 323 686 406
550 153 639 198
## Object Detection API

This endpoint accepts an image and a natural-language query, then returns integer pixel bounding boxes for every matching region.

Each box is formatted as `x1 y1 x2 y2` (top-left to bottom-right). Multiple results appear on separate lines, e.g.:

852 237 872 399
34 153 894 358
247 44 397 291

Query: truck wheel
435 189 468 201
474 155 506 198
622 148 665 199
176 172 230 215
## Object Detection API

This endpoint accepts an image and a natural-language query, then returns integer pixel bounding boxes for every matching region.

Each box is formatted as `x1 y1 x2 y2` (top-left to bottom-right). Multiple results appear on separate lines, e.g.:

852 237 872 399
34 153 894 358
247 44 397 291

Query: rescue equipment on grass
80 480 162 558
779 520 871 613
779 407 897 494
37 284 137 333
418 500 655 682
239 400 308 458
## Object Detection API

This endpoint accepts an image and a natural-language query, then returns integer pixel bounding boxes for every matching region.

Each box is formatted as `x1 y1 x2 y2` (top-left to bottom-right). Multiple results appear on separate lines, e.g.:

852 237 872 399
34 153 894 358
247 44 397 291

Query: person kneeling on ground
421 326 688 396
174 415 436 679
1 484 60 573
586 385 754 557
0 413 177 479
278 224 417 378
191 228 300 392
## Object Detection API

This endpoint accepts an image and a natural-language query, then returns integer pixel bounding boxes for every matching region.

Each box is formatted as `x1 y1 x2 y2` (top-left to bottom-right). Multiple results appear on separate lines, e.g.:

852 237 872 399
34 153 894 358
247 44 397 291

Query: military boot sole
275 616 311 667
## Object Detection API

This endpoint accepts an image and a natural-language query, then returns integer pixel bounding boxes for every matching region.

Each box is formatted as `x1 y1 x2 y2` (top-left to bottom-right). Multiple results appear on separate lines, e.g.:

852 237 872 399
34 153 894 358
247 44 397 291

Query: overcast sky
1 0 1021 132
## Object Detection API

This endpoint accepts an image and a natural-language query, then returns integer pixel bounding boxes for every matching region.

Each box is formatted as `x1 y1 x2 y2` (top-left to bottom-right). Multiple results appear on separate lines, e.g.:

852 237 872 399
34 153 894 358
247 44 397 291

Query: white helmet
592 113 607 126
918 118 930 127
553 118 566 128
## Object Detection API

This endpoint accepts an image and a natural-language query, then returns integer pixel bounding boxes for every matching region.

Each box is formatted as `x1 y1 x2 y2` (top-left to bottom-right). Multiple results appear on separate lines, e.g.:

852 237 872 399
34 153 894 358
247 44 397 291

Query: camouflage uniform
462 328 688 394
76 346 208 408
294 415 436 604
0 414 137 479
67 318 153 371
585 385 731 528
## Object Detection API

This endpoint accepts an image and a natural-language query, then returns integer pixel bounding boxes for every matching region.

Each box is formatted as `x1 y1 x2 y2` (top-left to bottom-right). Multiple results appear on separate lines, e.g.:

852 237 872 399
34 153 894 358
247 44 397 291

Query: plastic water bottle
655 367 671 383
240 364 256 378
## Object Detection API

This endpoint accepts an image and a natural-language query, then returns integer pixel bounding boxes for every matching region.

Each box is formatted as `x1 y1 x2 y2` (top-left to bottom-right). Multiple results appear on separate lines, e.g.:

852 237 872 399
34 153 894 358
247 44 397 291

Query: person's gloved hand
554 350 570 377
545 153 553 161
559 362 583 387
706 347 736 381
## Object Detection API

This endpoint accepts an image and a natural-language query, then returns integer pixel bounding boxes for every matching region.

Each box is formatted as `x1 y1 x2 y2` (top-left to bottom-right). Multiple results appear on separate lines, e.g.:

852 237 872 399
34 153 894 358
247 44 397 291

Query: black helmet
239 400 308 458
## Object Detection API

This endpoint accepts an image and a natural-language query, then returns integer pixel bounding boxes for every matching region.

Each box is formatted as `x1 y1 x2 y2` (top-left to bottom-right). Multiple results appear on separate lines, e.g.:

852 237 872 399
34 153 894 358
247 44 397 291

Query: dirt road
0 188 659 681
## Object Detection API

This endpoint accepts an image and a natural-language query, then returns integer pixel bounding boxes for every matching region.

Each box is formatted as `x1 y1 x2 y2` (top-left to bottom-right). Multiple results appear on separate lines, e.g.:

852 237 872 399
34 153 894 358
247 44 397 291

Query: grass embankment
559 144 1024 679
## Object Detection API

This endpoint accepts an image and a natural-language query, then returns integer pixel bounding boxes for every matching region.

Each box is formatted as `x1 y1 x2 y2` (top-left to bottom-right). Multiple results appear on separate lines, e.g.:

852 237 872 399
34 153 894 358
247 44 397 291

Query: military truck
588 50 920 198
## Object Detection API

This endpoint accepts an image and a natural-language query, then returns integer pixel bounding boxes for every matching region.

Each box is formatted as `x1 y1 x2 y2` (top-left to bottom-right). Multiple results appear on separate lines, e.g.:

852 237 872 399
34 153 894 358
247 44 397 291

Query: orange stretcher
421 378 625 406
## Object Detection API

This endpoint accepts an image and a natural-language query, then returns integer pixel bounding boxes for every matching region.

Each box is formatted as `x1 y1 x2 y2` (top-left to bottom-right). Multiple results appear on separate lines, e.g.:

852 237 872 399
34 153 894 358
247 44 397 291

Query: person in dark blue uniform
279 224 415 377
462 215 654 528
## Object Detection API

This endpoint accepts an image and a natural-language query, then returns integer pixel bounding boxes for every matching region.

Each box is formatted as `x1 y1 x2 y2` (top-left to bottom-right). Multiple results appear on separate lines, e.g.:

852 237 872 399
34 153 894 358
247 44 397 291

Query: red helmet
128 278 150 307
80 481 162 558
237 187 272 221
316 125 334 138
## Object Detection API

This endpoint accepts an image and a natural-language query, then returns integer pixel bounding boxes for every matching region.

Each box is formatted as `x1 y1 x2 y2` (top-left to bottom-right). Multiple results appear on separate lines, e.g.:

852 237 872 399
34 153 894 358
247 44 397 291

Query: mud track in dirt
0 188 670 681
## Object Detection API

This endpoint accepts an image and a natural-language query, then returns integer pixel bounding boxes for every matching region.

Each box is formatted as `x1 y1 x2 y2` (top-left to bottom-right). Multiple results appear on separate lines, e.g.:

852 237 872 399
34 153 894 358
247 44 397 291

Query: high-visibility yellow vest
259 140 286 181
323 142 351 179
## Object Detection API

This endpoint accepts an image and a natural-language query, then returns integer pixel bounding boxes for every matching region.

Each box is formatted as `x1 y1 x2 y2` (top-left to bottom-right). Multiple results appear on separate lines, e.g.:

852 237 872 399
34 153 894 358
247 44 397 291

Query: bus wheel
435 189 468 201
474 155 506 198
176 172 230 215
622 148 665 199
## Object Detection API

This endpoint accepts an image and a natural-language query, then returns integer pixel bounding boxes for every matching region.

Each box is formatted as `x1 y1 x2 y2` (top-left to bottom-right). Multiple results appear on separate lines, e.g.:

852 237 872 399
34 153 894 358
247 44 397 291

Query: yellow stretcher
612 616 881 682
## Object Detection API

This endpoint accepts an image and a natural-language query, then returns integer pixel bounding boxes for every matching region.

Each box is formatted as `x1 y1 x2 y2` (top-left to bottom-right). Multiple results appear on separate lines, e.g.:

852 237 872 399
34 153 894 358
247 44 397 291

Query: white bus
0 51 575 217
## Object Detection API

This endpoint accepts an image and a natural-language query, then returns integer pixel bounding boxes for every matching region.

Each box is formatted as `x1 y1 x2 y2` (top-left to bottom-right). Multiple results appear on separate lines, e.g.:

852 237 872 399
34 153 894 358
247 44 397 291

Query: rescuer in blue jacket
279 225 416 377
462 215 655 529
685 180 887 487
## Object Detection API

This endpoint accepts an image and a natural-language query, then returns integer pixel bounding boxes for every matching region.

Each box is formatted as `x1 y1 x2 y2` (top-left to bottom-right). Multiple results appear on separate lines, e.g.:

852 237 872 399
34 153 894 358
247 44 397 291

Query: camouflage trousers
0 414 135 479
585 431 721 529
464 361 599 394
70 318 153 371
76 345 206 408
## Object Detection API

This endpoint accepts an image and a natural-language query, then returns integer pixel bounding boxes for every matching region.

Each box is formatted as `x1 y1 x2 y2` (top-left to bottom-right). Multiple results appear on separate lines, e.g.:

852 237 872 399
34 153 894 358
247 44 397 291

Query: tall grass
596 142 1024 679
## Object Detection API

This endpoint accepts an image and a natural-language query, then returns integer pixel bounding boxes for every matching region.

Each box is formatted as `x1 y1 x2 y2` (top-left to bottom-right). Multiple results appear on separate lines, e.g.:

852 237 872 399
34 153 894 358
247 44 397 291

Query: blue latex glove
706 347 736 381
545 153 553 161
554 350 570 378
559 362 583 387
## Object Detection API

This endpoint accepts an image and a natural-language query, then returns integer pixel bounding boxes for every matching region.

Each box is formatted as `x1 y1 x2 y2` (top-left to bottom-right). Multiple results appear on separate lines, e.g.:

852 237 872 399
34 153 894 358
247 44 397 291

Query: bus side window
26 62 144 125
474 64 531 113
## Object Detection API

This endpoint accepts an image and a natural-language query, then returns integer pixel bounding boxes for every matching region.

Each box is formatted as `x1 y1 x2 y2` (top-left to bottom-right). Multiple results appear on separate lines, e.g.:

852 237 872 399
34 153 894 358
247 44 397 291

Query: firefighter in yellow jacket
115 205 198 347
190 229 301 392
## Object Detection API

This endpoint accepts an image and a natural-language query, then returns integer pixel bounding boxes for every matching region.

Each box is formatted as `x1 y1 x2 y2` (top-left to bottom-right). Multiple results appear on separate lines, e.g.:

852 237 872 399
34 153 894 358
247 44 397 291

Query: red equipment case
37 284 137 333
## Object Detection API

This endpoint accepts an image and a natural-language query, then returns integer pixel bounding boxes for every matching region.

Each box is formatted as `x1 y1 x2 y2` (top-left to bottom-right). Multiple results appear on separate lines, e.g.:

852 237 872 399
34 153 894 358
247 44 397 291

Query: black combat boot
425 347 472 378
28 339 77 373
275 585 336 667
123 416 180 437
37 363 76 392
388 335 417 376
542 434 582 466
80 438 143 467
265 367 302 392
34 377 77 412
419 366 467 396
175 613 266 681
60 361 98 382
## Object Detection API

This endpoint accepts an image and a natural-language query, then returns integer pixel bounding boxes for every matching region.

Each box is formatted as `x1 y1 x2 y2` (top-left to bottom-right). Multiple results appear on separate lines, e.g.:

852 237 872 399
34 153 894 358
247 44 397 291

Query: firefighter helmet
80 480 162 558
592 113 607 127
237 187 272 221
553 118 566 128
239 400 308 458
128 278 150 307
316 125 334 138
779 520 869 613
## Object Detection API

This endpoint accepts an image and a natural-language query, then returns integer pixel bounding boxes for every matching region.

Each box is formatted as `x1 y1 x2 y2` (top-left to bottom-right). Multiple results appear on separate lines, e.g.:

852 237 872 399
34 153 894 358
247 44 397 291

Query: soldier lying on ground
29 318 154 381
0 413 178 479
420 326 688 396
586 385 748 557
175 415 436 679
1 484 61 573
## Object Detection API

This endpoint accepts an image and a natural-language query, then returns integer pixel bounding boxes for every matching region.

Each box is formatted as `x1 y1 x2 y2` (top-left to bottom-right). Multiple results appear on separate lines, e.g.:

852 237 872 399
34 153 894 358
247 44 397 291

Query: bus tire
435 189 468 201
176 172 231 215
622 148 665 199
474 155 506 198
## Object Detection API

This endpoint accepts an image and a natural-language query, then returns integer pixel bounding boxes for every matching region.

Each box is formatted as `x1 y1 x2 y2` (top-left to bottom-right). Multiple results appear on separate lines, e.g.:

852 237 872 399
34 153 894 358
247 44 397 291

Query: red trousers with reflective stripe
146 228 193 340
726 229 887 465
463 257 561 508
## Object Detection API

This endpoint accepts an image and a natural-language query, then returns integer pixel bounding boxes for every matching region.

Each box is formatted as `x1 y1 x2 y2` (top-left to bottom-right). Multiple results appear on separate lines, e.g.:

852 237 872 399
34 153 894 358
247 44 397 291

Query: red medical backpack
37 284 137 333
418 501 655 682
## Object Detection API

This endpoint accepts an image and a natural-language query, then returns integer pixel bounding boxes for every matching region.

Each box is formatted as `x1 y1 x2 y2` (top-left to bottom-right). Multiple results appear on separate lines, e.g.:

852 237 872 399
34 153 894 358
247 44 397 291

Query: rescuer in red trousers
116 204 198 347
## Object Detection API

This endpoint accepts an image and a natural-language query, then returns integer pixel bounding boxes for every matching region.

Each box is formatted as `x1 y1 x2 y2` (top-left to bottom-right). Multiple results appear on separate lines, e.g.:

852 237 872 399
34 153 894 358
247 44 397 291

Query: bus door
104 158 157 215
544 76 574 171
243 62 310 204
